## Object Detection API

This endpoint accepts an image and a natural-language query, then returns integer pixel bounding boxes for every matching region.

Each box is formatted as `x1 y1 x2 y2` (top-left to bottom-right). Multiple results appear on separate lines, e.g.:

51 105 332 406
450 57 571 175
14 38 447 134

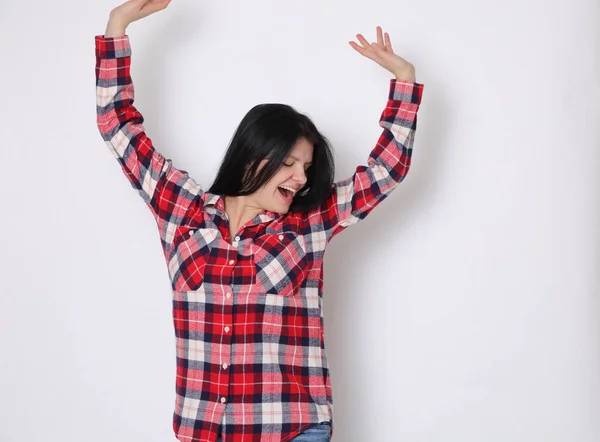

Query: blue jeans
216 422 331 441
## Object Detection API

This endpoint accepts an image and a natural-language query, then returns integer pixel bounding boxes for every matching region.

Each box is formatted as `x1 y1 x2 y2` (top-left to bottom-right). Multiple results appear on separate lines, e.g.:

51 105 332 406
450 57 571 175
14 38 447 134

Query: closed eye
283 162 312 171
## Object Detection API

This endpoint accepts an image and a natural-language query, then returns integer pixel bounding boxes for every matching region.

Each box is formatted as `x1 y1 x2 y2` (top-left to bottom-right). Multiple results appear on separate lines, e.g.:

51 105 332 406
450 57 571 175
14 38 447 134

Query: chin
273 206 290 215
265 196 292 214
276 203 292 214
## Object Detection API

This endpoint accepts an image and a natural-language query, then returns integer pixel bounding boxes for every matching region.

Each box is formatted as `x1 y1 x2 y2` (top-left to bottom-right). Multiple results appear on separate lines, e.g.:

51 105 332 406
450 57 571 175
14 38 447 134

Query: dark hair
208 103 335 213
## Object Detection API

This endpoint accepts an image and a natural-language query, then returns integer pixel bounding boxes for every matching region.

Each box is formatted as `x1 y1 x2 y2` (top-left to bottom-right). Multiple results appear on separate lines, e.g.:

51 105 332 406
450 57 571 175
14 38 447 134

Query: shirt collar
204 192 223 210
204 192 281 222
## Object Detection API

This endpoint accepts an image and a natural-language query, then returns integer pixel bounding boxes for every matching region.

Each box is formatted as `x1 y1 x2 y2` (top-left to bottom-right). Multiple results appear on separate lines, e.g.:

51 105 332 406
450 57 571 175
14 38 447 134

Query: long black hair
208 103 335 213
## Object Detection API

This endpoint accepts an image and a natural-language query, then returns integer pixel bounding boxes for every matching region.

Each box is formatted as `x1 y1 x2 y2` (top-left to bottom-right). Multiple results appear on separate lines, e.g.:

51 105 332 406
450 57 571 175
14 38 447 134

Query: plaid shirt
95 35 424 442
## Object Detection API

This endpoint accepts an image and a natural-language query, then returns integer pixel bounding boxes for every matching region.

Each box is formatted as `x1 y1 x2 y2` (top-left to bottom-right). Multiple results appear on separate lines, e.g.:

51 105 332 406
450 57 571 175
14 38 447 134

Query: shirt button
222 363 228 369
189 230 195 236
220 397 226 404
226 293 231 299
229 260 235 265
224 326 230 332
278 234 284 240
235 236 241 241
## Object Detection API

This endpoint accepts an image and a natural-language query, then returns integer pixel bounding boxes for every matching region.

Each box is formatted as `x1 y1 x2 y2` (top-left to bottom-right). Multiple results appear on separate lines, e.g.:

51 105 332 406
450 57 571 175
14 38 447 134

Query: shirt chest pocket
169 226 220 292
252 232 308 297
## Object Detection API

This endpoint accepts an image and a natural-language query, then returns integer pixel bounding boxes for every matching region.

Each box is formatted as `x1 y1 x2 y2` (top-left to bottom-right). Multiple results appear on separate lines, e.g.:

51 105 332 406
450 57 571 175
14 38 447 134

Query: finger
147 0 170 13
156 0 171 11
377 26 383 46
349 41 368 56
349 41 378 62
384 32 393 52
355 33 372 50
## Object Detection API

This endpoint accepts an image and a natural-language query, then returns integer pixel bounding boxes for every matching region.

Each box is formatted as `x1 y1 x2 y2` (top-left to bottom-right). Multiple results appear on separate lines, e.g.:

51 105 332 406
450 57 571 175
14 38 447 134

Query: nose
293 168 308 186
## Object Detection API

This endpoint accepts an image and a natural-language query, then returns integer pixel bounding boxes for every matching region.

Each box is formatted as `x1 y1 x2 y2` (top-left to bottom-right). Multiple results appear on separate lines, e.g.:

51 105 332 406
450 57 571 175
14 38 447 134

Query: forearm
95 34 167 213
394 67 417 83
104 16 128 38
95 33 201 230
324 79 424 238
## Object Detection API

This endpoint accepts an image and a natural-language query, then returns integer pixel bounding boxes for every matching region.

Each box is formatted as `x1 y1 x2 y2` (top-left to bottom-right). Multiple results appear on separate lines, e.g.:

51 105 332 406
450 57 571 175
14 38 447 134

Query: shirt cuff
95 35 131 59
389 78 424 105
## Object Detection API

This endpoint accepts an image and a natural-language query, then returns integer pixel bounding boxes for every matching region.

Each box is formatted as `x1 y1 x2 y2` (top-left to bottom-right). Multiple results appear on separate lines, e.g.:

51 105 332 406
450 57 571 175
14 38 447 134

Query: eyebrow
289 155 312 165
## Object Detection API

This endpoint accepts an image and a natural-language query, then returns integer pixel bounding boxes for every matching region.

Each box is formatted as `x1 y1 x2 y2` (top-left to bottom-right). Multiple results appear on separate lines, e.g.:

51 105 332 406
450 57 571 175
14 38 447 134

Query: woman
96 1 424 441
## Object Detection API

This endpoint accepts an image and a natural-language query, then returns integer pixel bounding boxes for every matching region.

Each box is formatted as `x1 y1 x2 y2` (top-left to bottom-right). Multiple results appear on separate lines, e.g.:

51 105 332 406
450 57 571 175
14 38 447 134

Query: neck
223 195 263 229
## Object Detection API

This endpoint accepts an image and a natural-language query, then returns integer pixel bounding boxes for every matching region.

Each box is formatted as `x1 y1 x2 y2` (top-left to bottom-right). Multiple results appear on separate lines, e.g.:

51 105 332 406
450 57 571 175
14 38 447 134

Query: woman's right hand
105 0 171 36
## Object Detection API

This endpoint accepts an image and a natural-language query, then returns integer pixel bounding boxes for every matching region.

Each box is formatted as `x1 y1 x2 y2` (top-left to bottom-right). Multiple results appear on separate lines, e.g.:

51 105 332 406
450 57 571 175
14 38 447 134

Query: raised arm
315 26 425 239
96 0 202 249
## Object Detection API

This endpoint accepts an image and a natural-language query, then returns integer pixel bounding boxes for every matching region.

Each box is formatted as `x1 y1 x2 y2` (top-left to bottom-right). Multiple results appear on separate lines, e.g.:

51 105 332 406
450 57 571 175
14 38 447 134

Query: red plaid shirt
95 35 423 442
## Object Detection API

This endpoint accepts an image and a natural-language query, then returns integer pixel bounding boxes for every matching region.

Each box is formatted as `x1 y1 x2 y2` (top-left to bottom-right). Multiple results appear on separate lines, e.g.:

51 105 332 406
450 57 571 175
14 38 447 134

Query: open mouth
278 187 293 203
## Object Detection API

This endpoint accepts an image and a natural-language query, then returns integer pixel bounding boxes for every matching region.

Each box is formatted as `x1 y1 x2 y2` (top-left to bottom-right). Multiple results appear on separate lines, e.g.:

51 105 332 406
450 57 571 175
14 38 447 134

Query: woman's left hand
349 26 416 82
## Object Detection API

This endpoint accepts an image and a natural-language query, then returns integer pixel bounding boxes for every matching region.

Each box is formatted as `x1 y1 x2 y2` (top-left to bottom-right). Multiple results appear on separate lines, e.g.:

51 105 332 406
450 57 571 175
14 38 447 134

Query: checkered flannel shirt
95 34 423 442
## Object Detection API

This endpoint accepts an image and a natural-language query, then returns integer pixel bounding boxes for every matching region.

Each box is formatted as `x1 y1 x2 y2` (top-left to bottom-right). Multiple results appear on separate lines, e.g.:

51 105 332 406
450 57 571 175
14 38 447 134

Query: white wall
1 0 598 441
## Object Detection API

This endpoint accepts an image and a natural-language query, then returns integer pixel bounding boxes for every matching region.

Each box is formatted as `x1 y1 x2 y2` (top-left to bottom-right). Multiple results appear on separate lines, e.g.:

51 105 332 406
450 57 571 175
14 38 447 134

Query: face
252 138 314 214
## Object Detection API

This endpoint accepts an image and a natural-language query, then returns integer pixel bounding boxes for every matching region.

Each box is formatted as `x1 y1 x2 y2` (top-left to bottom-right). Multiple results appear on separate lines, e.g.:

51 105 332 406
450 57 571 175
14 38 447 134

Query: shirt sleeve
318 78 424 241
95 35 203 248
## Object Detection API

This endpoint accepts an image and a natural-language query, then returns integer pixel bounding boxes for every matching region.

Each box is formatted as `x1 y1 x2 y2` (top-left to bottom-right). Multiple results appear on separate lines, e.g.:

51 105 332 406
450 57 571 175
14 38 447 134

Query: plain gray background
1 0 599 441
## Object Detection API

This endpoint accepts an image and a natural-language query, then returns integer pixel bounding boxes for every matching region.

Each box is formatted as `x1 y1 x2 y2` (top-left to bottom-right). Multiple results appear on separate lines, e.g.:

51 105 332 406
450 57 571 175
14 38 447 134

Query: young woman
96 1 424 441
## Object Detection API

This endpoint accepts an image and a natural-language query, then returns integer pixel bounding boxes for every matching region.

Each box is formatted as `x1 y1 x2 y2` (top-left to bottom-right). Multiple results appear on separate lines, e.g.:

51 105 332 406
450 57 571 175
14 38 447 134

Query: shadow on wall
132 4 209 171
322 80 448 442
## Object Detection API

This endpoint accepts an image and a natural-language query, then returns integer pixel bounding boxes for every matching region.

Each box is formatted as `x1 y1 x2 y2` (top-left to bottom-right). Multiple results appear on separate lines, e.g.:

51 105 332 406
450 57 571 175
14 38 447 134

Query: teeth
279 185 296 195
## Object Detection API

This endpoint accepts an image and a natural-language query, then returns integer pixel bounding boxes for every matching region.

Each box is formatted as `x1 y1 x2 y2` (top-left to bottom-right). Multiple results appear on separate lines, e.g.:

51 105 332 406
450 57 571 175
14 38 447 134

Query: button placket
232 236 240 247
219 246 237 407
